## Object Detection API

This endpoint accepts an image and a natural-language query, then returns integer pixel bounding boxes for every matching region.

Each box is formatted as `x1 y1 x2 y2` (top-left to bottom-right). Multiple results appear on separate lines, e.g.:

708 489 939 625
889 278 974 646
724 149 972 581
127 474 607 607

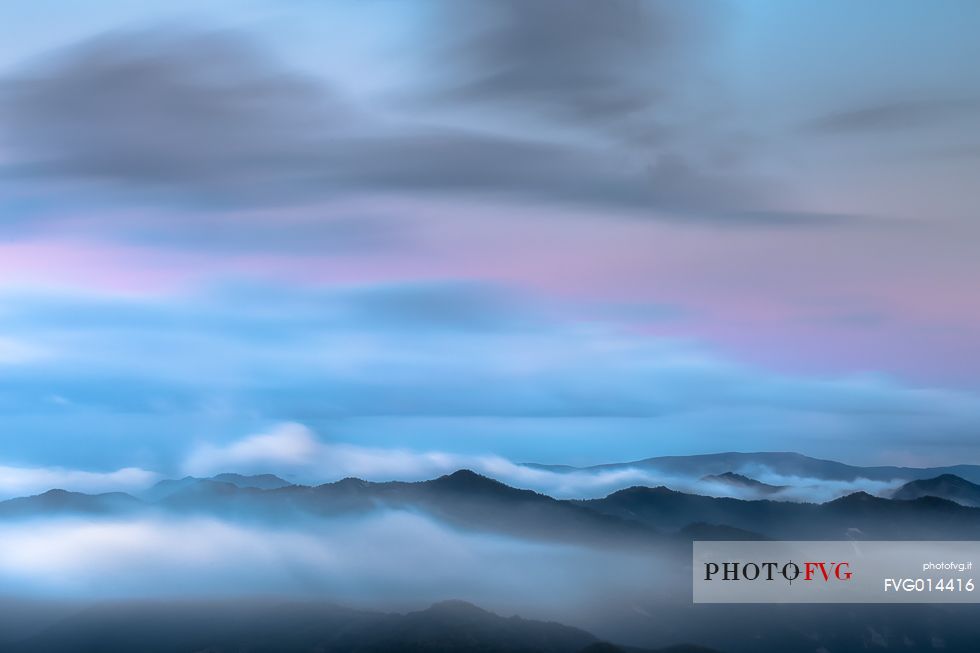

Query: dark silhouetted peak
606 485 680 499
327 477 372 489
442 469 491 483
316 477 377 497
910 495 962 508
431 469 514 493
893 474 980 507
210 473 292 490
425 470 555 506
38 489 71 498
934 473 967 482
828 491 877 505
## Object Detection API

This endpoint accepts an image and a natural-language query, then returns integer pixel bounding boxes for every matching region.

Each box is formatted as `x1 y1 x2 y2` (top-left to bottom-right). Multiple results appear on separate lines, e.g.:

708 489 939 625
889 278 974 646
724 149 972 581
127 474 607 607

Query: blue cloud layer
0 281 977 472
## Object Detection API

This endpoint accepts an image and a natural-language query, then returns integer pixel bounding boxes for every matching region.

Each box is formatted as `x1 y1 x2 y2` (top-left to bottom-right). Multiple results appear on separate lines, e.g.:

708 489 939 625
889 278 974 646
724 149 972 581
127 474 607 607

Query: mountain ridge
4 466 980 542
525 451 980 484
892 474 980 507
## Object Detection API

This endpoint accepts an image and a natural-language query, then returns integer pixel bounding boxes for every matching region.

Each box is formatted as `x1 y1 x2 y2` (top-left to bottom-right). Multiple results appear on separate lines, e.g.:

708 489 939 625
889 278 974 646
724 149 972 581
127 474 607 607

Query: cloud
0 465 158 500
181 421 532 486
427 0 720 134
0 24 847 226
805 98 980 133
740 475 904 503
90 210 410 256
0 27 572 208
0 421 931 504
184 422 491 481
0 336 48 365
178 422 918 502
0 28 343 204
0 513 664 609
3 281 980 470
184 423 319 477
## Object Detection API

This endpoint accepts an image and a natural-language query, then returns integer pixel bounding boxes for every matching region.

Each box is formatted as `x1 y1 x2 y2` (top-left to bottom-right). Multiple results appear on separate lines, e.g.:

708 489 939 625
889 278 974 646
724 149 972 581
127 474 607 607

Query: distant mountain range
143 472 293 500
4 455 980 653
0 489 142 518
577 484 980 540
4 462 980 542
4 599 719 653
526 451 980 484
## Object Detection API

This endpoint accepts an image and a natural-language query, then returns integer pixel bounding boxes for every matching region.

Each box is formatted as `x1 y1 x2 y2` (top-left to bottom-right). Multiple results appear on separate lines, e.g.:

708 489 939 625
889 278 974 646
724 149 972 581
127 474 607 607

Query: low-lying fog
4 511 977 653
0 511 681 613
0 423 909 503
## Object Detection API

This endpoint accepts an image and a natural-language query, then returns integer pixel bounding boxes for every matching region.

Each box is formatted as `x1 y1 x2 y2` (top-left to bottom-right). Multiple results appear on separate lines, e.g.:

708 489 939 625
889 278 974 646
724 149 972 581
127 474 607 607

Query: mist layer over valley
4 455 980 652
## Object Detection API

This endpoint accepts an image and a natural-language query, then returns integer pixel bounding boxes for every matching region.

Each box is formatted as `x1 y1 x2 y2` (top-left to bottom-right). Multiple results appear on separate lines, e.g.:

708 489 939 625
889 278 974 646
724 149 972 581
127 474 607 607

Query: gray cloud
114 213 408 255
0 23 849 227
805 98 980 133
428 0 718 131
0 29 344 204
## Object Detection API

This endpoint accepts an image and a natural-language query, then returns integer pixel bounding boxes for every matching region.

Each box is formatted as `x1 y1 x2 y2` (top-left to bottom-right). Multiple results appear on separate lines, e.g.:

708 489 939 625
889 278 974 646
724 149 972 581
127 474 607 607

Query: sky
0 0 979 485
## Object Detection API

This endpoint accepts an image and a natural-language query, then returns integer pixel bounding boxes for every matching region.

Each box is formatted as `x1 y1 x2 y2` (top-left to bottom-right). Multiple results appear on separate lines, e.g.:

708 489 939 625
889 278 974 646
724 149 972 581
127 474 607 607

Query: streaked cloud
0 336 48 365
0 20 853 225
0 513 661 608
425 0 719 133
805 98 980 133
0 280 978 471
0 1 977 488
0 28 343 199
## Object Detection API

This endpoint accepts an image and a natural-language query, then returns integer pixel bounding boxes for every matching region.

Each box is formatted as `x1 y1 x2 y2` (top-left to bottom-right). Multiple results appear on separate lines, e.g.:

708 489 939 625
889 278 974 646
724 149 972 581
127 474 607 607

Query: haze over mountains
3 452 980 652
5 451 980 542
9 448 980 505
529 450 980 485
